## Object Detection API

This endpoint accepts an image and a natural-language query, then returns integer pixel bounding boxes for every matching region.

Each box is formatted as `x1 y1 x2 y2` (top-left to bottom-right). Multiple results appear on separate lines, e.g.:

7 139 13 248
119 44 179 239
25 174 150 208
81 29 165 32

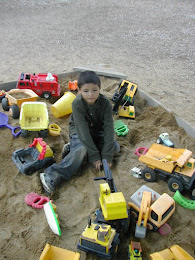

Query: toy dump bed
5 89 38 107
20 102 49 131
139 143 192 173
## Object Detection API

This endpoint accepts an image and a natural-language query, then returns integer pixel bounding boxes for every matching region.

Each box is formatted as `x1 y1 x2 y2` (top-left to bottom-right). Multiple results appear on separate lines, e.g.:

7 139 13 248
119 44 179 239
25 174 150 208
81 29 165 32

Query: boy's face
79 83 100 105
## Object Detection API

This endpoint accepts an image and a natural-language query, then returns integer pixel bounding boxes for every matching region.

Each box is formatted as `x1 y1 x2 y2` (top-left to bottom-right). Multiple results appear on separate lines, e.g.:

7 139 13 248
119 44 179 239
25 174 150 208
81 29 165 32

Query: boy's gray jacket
69 93 115 163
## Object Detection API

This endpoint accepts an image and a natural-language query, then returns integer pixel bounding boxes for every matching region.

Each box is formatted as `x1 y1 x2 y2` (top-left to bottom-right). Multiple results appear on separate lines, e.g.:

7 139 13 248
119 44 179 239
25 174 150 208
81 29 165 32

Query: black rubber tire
168 177 184 193
42 92 51 99
2 97 9 111
147 221 158 231
39 129 48 138
9 104 20 119
141 168 157 182
157 138 162 144
21 129 29 138
24 167 35 175
190 188 195 200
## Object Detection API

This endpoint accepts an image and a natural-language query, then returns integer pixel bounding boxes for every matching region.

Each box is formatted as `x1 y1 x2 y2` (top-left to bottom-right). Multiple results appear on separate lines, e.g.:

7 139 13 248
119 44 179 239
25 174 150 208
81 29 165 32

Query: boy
40 71 119 196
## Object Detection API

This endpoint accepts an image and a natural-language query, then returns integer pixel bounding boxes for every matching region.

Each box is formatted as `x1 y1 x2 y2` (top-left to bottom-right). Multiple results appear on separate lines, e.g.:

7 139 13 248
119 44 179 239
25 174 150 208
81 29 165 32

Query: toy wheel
21 130 29 138
130 208 139 219
147 221 158 231
190 188 195 200
9 104 20 119
168 178 184 193
141 168 157 182
24 167 35 175
42 92 51 99
39 129 48 138
2 97 9 111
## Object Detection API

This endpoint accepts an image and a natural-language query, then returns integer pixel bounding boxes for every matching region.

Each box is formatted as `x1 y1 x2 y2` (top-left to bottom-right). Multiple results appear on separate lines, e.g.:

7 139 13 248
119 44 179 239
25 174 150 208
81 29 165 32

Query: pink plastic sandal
25 192 50 209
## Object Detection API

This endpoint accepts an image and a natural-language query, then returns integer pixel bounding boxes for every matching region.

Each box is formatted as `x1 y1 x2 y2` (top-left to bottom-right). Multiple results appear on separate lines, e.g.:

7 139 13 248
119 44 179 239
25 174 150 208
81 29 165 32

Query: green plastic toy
114 120 129 136
173 190 195 210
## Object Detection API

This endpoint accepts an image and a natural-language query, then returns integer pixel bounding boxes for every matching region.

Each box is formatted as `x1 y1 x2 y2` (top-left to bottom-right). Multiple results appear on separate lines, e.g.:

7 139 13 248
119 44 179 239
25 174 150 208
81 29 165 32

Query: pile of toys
1 72 194 260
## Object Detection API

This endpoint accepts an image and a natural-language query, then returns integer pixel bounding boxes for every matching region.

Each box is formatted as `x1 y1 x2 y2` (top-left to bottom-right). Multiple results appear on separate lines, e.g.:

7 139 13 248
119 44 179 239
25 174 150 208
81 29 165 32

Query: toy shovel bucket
0 112 21 138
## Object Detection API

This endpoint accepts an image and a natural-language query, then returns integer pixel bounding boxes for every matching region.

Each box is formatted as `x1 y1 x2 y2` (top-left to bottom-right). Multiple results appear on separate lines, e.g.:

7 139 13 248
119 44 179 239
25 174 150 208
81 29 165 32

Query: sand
0 75 194 260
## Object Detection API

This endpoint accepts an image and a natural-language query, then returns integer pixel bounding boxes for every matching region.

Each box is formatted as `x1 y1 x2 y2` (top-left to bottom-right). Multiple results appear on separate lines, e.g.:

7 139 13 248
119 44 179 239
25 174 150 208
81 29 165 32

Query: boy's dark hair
78 71 101 88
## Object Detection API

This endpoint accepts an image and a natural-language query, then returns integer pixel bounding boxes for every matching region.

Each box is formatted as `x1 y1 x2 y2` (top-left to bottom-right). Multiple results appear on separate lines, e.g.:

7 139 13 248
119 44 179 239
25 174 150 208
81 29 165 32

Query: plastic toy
68 80 78 91
158 222 172 236
157 132 174 147
128 241 142 260
16 72 61 99
128 185 175 233
25 192 50 209
130 167 142 178
94 159 130 233
139 143 195 199
39 243 80 260
44 201 61 236
77 217 120 259
19 101 49 137
0 111 21 138
114 120 129 136
134 147 148 157
150 244 194 260
173 190 195 209
51 91 76 118
0 90 6 101
12 138 55 175
48 123 61 136
2 89 38 119
112 80 137 118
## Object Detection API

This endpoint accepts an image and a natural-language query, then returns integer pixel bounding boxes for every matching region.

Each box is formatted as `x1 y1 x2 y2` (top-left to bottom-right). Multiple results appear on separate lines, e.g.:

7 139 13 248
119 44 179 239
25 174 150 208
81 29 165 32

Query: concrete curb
0 71 194 139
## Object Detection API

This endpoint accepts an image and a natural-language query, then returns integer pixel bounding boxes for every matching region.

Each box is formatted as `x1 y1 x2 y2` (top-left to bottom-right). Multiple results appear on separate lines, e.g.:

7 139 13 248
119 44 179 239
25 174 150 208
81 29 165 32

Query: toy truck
1 89 38 119
150 244 194 260
12 138 55 175
128 185 175 232
112 80 137 119
17 72 61 99
94 159 130 233
128 241 142 260
139 143 195 199
39 243 80 260
77 218 120 259
19 101 49 138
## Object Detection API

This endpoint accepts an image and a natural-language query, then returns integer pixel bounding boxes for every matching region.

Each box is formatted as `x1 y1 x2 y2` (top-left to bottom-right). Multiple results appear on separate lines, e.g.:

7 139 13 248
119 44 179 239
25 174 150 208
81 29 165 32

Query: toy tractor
128 241 142 260
12 138 55 175
77 217 120 259
112 80 137 119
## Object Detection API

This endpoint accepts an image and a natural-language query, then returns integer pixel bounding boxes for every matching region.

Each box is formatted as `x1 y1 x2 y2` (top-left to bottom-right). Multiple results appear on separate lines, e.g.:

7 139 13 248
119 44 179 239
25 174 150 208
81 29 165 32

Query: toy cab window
162 205 174 220
151 210 158 221
98 232 106 242
19 82 25 86
25 75 30 80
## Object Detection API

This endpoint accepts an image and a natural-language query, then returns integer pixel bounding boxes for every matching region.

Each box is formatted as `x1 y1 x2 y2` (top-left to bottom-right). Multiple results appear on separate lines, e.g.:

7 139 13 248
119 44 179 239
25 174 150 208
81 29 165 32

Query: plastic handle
5 124 21 138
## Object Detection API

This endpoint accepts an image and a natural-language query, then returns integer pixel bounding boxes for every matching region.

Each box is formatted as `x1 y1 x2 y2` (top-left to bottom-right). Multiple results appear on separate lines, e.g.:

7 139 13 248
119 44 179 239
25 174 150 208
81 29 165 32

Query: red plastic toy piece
29 138 47 160
158 223 172 236
25 192 50 209
134 147 148 157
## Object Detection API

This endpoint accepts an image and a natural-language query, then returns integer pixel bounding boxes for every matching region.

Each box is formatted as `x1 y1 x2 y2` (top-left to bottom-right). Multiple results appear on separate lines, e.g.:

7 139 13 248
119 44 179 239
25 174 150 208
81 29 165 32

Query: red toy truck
16 72 61 99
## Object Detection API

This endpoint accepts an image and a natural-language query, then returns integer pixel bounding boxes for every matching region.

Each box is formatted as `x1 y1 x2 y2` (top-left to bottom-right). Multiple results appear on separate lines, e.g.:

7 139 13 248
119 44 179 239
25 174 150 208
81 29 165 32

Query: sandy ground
0 75 195 260
0 0 195 259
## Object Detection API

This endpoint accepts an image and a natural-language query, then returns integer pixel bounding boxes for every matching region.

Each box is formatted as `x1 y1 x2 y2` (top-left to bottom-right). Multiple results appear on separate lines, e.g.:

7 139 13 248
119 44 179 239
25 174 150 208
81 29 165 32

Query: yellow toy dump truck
139 143 195 199
2 89 38 119
128 185 175 233
77 218 120 259
150 244 194 260
39 243 80 260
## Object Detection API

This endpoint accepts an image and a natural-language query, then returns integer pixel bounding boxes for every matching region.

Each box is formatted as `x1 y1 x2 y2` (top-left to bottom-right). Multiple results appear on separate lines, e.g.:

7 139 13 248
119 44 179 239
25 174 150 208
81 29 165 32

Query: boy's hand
92 160 102 171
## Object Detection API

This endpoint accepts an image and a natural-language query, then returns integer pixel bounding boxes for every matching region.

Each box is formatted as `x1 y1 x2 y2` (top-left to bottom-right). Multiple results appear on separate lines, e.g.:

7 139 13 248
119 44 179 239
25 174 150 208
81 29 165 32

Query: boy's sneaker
40 173 55 197
62 142 70 159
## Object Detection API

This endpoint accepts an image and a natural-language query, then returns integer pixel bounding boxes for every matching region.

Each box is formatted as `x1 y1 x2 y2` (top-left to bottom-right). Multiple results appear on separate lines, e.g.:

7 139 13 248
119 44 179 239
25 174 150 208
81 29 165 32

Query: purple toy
0 112 21 138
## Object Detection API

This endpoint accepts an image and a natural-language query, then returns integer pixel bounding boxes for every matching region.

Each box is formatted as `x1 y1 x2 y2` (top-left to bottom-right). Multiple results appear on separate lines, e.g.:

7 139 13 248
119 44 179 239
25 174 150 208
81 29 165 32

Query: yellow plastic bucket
51 92 76 118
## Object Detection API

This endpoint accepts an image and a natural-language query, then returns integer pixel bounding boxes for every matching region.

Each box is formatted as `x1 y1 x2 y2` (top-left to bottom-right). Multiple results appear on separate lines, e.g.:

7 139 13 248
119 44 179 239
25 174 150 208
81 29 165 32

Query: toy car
12 138 55 175
17 72 61 99
157 133 174 147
